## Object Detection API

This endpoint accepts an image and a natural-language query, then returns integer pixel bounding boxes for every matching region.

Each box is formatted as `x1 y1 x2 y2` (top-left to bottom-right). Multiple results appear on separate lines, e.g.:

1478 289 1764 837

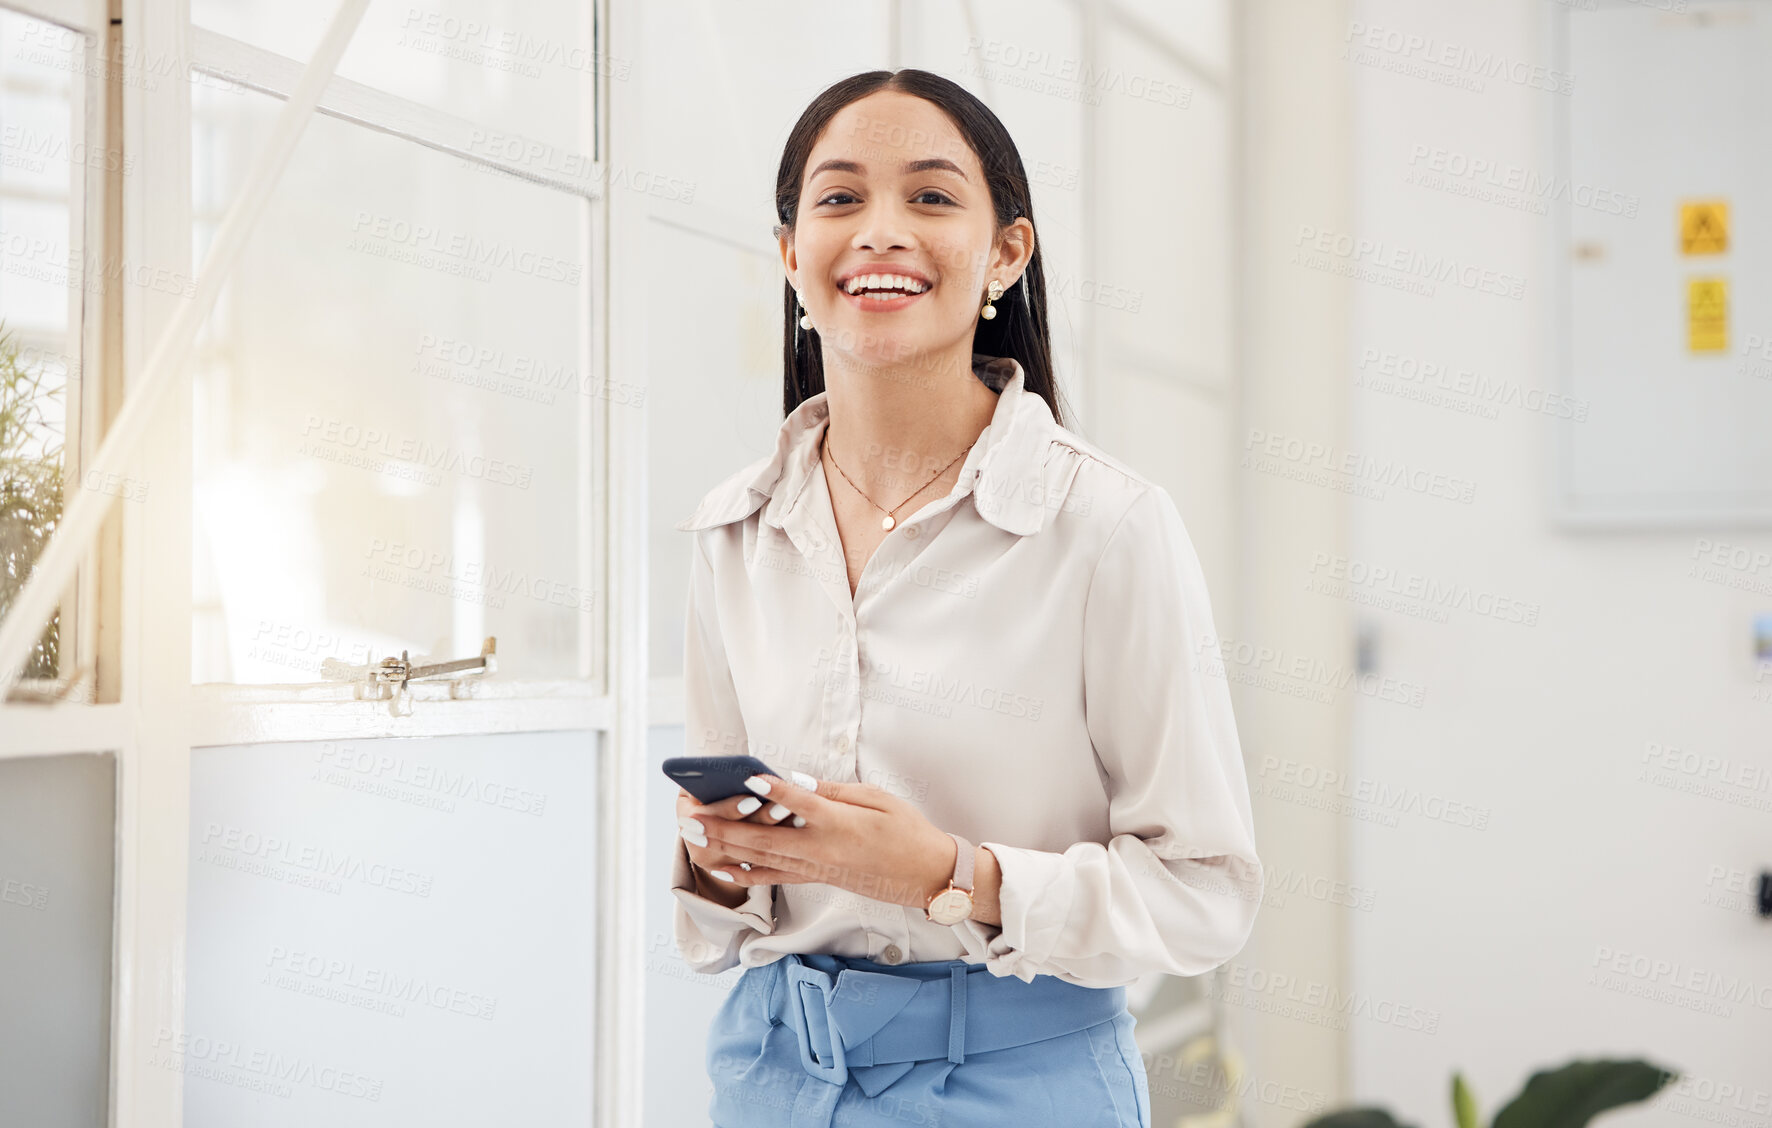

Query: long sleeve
669 528 777 974
950 484 1265 988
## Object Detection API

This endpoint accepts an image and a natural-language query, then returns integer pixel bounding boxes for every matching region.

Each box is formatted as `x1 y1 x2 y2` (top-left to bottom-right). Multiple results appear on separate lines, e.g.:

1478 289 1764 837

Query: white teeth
842 272 929 295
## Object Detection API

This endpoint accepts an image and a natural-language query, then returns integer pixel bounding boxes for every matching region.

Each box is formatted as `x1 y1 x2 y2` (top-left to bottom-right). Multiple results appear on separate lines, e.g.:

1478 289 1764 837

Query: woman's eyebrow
808 157 969 181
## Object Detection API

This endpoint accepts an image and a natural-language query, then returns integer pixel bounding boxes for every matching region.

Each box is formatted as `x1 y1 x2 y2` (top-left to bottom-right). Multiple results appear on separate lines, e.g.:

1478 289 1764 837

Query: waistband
758 951 1127 1092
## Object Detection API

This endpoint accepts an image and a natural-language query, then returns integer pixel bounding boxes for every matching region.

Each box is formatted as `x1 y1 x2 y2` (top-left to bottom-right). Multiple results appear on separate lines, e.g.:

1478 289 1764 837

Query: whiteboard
1552 0 1772 526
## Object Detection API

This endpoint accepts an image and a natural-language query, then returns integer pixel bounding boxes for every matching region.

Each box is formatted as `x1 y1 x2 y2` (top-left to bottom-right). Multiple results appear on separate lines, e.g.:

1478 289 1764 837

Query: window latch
374 635 498 690
320 637 497 713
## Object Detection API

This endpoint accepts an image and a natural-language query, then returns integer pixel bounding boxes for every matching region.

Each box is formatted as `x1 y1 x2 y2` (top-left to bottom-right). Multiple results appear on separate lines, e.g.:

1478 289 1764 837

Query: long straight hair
771 69 1069 430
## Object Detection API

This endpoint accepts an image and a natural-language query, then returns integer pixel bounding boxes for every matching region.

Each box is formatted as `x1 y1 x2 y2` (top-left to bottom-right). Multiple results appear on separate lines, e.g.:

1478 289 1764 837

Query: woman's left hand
682 773 957 910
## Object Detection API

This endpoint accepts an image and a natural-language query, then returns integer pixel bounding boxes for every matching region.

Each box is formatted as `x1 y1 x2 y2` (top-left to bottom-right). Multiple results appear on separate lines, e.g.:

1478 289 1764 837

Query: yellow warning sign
1687 277 1728 352
1680 200 1729 255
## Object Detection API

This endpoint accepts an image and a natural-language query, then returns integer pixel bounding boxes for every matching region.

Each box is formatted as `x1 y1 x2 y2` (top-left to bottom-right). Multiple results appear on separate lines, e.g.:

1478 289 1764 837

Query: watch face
929 888 972 924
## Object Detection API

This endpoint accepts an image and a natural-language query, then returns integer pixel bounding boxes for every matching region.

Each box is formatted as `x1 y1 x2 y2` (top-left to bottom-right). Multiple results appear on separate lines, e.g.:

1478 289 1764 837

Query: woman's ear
997 218 1035 278
778 234 798 290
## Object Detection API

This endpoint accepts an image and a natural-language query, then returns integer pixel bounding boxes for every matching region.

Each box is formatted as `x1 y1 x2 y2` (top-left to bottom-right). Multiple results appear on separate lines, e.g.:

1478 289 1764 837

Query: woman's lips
836 282 931 312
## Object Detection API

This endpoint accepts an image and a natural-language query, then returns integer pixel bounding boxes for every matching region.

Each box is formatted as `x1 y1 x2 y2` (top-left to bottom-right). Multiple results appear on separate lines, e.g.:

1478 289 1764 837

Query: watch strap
948 832 974 893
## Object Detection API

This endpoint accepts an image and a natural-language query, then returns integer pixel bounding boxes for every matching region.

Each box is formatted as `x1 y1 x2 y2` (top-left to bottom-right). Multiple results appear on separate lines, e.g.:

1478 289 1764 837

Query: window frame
0 0 651 1124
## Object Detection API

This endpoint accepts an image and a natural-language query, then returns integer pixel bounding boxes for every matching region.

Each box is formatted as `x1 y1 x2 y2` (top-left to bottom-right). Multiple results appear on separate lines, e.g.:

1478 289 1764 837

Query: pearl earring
980 278 1005 320
796 290 813 331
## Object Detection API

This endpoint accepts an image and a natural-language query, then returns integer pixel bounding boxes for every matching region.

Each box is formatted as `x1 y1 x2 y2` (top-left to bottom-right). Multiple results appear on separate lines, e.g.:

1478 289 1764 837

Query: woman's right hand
677 785 797 907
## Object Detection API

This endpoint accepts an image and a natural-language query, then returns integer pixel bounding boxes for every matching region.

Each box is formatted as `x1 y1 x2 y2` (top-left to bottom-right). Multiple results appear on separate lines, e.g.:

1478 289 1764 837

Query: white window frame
0 0 651 1124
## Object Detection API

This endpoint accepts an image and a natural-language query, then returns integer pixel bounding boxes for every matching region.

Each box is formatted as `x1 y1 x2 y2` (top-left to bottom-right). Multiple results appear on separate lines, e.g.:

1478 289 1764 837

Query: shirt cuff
669 837 776 973
946 842 1075 984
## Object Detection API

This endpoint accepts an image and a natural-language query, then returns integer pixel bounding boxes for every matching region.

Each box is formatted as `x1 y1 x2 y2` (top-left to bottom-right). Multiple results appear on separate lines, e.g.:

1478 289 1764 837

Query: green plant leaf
1453 1072 1482 1128
1491 1059 1678 1128
1299 1111 1415 1128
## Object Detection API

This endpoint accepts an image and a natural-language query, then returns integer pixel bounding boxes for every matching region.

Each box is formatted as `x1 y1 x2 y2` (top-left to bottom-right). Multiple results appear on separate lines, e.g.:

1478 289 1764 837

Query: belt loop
946 964 967 1064
765 956 785 1024
784 960 849 1086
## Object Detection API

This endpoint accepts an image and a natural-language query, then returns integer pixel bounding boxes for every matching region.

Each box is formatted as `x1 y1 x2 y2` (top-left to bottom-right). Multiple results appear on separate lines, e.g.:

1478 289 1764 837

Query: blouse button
881 944 903 964
903 524 919 539
835 734 850 751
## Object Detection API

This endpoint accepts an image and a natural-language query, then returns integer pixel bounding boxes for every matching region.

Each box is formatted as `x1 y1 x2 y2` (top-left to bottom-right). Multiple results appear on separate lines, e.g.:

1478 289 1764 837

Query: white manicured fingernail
678 817 705 836
682 831 707 847
743 775 771 795
790 770 818 790
736 796 762 815
769 803 790 820
792 815 806 827
710 869 735 882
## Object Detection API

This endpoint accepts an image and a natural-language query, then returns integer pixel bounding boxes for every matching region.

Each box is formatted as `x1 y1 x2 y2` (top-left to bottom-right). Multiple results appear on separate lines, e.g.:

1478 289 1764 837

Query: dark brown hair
771 68 1068 429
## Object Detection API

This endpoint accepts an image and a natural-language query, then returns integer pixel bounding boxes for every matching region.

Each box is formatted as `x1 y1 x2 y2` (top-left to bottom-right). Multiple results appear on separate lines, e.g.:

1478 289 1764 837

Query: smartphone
662 755 783 805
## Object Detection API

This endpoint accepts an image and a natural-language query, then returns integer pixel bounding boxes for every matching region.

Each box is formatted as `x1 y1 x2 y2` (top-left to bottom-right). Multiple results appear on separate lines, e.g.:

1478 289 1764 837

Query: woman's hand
676 784 801 908
688 772 958 912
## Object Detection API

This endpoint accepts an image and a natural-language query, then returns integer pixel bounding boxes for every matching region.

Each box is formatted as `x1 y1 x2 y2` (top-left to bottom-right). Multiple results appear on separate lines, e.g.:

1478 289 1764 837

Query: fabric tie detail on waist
768 952 1127 1098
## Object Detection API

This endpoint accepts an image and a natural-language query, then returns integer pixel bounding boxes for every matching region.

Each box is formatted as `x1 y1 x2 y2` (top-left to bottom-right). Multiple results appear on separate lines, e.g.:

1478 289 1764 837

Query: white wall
1344 0 1772 1122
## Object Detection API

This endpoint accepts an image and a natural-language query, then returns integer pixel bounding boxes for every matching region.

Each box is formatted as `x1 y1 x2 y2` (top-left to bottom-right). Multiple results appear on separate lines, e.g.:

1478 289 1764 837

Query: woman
670 68 1263 1128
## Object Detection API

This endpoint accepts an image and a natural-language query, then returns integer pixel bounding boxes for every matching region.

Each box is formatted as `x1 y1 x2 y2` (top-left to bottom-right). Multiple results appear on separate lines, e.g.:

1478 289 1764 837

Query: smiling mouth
840 273 932 301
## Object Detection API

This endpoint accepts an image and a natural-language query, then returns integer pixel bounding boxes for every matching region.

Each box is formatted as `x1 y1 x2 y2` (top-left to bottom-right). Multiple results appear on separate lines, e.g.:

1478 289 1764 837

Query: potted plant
1302 1058 1677 1128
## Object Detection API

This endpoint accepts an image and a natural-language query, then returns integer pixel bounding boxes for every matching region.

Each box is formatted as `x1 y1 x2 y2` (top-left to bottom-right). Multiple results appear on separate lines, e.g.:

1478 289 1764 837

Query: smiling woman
666 68 1262 1128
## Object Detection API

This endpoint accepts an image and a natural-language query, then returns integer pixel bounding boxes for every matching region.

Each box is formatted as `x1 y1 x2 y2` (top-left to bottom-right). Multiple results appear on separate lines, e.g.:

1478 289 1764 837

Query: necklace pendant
881 514 895 531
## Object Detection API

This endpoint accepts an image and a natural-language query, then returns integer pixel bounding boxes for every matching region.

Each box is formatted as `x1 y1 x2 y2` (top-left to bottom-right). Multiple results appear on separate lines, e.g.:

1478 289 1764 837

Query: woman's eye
814 191 954 206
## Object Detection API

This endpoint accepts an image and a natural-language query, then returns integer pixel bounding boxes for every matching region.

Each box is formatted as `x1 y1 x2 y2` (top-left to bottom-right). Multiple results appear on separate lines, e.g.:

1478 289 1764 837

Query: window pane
0 752 116 1128
190 81 598 685
0 11 86 687
190 0 600 158
187 732 596 1122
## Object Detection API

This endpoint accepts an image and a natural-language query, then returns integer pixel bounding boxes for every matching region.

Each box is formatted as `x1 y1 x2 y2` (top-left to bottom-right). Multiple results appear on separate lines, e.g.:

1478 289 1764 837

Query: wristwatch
923 832 975 925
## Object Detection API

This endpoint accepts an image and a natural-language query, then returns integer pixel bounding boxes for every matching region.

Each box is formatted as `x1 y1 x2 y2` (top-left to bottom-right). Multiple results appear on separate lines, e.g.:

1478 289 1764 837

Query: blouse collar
676 353 1058 537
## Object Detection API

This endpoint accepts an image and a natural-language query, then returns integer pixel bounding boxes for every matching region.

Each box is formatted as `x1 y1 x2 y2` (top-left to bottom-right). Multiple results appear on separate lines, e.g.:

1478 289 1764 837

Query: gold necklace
823 431 975 531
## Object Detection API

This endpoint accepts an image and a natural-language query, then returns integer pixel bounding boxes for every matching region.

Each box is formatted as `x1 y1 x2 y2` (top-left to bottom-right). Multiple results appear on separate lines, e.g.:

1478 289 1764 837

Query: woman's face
781 89 1033 372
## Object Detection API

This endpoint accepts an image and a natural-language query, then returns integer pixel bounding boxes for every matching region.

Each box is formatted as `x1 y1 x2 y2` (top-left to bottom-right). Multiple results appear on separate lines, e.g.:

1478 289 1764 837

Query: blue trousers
705 952 1151 1127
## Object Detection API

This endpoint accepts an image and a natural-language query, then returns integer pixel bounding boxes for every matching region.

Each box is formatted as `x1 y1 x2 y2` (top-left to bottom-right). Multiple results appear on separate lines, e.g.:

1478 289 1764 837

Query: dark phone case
662 755 781 805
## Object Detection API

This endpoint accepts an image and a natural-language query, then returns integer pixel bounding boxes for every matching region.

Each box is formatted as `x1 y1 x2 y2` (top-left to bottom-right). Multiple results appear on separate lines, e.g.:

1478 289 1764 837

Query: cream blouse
669 354 1264 989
